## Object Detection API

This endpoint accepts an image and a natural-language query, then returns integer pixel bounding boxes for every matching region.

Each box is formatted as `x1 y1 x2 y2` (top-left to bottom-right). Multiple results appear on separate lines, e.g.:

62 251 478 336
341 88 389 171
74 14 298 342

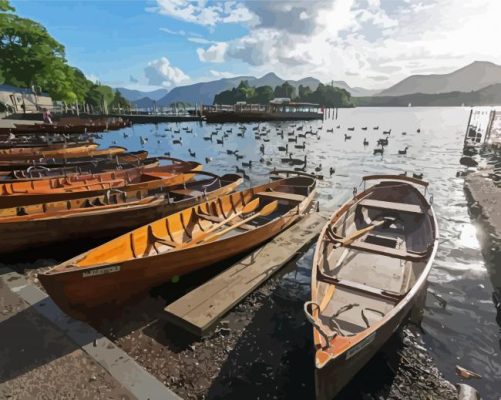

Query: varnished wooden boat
0 172 242 254
38 175 317 319
0 157 159 181
0 159 202 208
0 140 94 149
0 143 97 156
0 150 149 171
0 145 126 161
306 175 438 399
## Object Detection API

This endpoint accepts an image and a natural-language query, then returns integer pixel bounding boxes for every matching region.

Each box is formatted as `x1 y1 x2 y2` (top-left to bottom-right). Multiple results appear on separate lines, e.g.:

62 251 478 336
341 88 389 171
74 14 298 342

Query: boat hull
0 163 202 208
39 179 316 320
205 111 324 123
314 277 428 400
311 175 438 399
0 174 240 254
39 209 300 319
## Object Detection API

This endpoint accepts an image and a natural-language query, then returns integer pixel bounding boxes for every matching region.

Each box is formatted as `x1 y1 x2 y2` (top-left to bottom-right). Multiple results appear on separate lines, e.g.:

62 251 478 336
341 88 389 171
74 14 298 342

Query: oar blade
259 200 278 217
242 198 259 213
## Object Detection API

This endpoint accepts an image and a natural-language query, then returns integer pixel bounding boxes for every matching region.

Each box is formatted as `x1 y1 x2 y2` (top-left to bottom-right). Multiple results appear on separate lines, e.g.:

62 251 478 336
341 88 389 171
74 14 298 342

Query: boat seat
359 199 423 214
257 191 305 203
348 239 428 261
318 271 405 301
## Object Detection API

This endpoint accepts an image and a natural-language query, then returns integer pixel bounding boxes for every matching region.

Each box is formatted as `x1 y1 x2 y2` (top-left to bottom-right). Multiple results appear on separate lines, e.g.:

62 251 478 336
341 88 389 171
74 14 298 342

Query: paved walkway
0 267 181 400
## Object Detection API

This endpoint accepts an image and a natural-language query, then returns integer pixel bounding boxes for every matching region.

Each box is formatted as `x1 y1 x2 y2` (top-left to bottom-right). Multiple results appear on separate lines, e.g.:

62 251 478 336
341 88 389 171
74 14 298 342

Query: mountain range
116 61 501 107
377 61 501 97
356 83 501 107
117 73 374 107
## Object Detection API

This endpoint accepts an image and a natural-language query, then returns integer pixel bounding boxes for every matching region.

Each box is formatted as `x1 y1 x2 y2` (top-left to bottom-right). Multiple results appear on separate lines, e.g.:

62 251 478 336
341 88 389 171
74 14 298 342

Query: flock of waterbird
131 121 423 181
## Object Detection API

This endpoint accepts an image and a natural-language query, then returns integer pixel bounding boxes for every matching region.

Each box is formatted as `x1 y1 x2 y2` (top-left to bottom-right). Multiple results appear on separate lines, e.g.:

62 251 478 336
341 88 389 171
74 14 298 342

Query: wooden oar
334 216 396 248
197 200 279 244
184 198 260 247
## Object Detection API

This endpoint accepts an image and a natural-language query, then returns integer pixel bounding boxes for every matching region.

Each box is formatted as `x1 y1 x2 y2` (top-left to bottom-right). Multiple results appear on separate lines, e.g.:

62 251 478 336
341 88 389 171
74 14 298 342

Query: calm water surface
98 107 500 398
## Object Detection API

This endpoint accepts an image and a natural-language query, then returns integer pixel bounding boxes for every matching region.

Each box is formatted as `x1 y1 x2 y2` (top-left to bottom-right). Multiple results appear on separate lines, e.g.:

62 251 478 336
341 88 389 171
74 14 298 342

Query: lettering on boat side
346 332 376 360
82 265 121 278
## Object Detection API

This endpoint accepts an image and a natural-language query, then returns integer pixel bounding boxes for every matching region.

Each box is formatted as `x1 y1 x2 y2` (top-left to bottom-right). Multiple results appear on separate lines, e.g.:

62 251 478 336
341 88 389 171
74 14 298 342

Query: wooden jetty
164 211 329 336
110 114 201 124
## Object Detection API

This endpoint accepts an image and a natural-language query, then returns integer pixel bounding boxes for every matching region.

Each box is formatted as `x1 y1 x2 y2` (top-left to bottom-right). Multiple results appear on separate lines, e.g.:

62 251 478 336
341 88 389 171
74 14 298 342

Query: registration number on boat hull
346 332 376 360
83 265 121 278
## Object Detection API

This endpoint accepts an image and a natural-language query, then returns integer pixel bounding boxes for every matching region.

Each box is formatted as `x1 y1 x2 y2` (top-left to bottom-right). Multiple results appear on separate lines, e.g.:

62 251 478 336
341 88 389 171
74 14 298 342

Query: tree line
0 0 129 111
213 80 353 108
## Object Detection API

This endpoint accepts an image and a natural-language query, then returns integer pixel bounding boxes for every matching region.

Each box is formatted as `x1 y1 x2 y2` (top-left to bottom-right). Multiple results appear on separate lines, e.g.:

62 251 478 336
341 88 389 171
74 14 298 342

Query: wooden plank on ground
164 211 329 336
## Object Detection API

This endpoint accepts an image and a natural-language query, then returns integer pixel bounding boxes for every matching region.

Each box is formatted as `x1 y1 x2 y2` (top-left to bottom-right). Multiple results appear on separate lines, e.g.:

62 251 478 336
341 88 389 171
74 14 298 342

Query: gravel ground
4 247 460 400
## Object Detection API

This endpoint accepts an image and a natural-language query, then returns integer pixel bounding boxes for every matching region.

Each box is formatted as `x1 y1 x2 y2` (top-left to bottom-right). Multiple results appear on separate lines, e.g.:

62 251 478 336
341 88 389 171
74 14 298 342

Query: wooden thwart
164 211 329 336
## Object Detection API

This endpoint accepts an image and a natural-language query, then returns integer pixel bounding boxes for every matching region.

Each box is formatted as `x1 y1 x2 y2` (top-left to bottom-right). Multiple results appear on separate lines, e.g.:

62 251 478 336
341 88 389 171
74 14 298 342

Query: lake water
97 107 501 398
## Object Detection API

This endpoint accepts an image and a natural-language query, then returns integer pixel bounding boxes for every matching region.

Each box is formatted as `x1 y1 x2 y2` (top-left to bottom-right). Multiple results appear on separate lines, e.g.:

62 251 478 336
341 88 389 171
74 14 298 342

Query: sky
11 0 501 92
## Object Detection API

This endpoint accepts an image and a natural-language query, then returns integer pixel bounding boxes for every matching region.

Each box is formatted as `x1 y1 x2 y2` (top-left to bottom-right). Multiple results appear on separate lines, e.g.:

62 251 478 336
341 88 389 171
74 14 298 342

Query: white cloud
144 57 190 88
210 70 238 79
197 42 228 63
188 37 215 45
153 0 501 88
159 27 186 36
150 0 253 26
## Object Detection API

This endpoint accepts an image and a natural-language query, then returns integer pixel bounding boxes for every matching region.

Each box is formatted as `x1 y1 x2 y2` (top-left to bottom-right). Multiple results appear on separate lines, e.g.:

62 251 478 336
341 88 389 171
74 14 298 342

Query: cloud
149 0 253 27
368 75 389 81
153 0 501 88
188 37 215 45
197 42 228 63
159 27 186 36
210 70 238 79
144 57 190 87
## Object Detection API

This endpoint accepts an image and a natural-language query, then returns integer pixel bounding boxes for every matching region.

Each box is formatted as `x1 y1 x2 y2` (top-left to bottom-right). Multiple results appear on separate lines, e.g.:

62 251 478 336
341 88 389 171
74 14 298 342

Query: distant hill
117 73 373 107
355 83 501 107
116 87 168 102
155 73 325 106
331 81 378 97
133 97 156 108
377 61 501 97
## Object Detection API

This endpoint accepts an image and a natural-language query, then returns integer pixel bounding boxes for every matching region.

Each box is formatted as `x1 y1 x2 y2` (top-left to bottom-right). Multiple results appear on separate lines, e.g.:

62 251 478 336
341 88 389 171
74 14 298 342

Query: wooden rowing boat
0 140 94 149
306 175 438 399
38 175 317 320
0 159 202 208
0 157 159 181
0 145 126 161
0 172 242 254
0 143 97 157
0 150 149 171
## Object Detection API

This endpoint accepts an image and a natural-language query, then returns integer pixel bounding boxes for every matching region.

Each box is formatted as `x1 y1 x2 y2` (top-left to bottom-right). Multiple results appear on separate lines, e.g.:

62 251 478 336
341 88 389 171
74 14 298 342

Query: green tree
0 0 14 12
0 1 120 109
274 82 296 99
297 84 312 99
250 85 274 104
110 89 130 110
0 3 73 99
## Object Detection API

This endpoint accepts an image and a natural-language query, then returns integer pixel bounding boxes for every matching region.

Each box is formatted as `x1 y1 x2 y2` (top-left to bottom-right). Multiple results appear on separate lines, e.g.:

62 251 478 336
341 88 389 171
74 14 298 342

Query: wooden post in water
484 109 496 144
463 108 473 145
